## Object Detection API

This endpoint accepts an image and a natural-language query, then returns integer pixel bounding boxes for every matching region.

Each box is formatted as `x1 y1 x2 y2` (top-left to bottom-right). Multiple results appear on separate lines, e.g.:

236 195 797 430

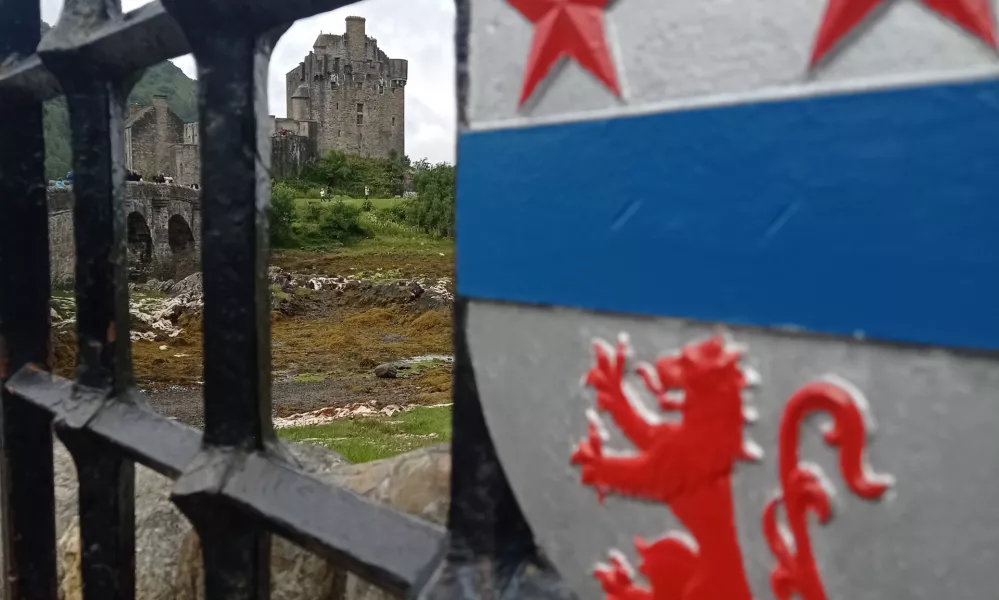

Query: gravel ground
145 378 424 428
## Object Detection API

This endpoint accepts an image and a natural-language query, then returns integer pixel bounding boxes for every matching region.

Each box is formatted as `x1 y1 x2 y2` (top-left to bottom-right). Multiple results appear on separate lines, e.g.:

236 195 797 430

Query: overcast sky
39 0 457 163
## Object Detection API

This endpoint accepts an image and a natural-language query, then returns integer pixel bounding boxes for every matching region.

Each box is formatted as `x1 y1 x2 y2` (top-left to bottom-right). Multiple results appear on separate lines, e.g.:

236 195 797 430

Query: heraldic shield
453 0 999 598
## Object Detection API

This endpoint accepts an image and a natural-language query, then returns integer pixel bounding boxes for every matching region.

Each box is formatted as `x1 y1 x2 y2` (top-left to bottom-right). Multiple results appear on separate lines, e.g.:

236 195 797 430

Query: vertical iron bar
156 4 288 595
59 80 136 600
63 82 135 394
448 301 536 556
413 299 571 598
0 0 59 597
414 2 574 595
192 31 281 598
58 81 137 600
38 0 136 598
191 32 276 451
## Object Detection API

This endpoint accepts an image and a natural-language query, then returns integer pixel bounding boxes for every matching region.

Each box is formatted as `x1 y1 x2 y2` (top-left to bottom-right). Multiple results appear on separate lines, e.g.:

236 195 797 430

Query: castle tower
345 16 366 60
290 83 311 122
284 17 408 159
123 96 186 179
153 94 171 176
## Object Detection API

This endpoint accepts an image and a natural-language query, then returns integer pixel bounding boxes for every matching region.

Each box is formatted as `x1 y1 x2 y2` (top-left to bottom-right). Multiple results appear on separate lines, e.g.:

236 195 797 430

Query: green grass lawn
340 229 453 255
278 405 452 463
295 196 402 210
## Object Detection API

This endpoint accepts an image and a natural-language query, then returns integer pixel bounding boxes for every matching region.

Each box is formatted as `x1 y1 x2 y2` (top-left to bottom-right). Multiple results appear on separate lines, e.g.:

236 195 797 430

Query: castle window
336 102 338 110
357 103 363 112
392 117 395 126
357 114 364 125
379 86 384 95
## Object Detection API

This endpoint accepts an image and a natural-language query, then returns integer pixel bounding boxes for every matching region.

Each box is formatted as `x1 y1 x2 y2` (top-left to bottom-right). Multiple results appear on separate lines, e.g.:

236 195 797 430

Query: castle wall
48 183 201 286
128 112 158 180
152 96 185 178
271 132 318 180
274 117 299 133
171 144 201 186
316 64 405 158
127 100 185 179
183 122 199 145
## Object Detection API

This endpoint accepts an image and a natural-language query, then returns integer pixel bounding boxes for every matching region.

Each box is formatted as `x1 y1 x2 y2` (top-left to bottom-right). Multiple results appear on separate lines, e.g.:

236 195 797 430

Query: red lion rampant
571 333 893 600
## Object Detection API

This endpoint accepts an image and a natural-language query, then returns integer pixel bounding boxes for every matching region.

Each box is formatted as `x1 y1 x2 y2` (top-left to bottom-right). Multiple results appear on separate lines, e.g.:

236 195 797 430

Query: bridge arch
168 214 195 254
167 214 198 281
126 211 153 282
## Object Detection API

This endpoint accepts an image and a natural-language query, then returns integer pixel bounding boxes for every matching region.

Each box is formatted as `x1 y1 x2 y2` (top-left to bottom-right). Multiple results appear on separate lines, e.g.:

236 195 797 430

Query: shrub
380 203 408 223
269 181 297 248
291 200 364 249
319 200 364 243
360 209 420 238
304 201 323 222
362 198 374 212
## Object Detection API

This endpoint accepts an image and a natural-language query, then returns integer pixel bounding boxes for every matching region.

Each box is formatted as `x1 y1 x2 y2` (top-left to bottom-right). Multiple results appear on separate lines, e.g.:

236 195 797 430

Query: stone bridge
48 182 201 286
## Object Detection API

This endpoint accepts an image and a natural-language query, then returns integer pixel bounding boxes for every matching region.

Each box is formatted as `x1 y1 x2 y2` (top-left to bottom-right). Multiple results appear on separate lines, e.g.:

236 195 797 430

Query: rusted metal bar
0 0 59 597
37 0 140 596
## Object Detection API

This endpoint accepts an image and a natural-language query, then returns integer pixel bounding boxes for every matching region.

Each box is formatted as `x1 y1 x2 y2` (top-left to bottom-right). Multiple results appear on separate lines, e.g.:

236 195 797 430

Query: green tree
386 150 412 196
405 161 455 238
300 150 411 198
308 150 353 192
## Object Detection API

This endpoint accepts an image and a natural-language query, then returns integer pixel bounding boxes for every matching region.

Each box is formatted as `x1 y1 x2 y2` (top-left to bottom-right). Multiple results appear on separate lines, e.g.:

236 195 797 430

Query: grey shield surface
467 301 999 599
459 0 999 597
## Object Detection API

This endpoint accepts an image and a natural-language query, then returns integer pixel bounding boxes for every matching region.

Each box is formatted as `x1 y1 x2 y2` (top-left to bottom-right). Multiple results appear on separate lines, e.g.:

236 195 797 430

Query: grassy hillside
41 22 198 179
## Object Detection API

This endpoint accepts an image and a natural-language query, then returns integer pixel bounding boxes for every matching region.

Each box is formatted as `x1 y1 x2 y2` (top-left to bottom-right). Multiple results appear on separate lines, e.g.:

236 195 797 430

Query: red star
507 0 621 105
811 0 997 65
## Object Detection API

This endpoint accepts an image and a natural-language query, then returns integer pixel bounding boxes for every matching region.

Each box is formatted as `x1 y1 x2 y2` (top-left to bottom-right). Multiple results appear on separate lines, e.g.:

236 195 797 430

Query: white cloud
39 0 456 163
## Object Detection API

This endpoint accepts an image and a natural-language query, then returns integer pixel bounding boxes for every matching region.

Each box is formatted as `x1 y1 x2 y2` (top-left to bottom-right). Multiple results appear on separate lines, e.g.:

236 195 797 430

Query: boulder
374 363 398 379
168 272 203 298
54 439 196 600
332 445 451 600
50 439 450 600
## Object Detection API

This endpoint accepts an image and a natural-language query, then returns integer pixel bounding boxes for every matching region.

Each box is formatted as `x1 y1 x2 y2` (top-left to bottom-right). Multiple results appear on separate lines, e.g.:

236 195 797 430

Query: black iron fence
0 0 569 598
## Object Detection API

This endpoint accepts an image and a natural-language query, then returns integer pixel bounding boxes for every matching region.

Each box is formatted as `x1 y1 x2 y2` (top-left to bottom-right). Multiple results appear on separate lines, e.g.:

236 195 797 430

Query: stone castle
124 95 201 186
280 16 408 160
122 16 407 183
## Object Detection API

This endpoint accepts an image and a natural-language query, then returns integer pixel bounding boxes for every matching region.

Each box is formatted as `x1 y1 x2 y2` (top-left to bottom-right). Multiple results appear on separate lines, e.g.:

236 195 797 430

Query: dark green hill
41 22 198 179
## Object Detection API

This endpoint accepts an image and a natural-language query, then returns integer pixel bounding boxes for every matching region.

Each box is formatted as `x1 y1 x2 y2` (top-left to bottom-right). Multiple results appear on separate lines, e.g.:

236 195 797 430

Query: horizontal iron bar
5 365 446 593
0 2 188 102
4 365 199 477
0 0 368 102
225 452 446 596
